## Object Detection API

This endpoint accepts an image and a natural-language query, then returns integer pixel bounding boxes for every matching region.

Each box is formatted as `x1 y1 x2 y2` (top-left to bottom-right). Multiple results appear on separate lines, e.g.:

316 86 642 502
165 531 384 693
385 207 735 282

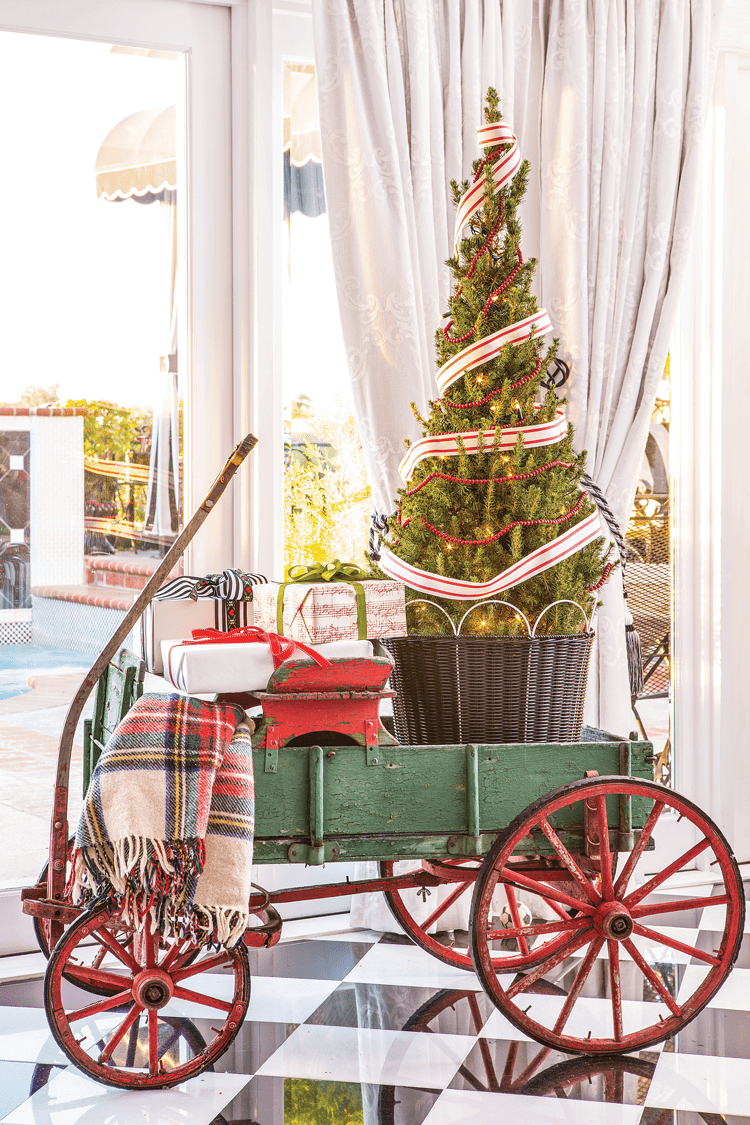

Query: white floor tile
167 972 337 1024
422 1087 644 1124
644 1052 750 1114
0 1008 69 1066
257 1022 475 1088
677 964 750 1010
344 941 482 990
1 1067 251 1125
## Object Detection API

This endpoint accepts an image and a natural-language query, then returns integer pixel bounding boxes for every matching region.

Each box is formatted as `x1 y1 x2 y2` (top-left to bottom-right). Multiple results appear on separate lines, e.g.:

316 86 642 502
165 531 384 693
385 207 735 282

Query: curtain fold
538 0 723 734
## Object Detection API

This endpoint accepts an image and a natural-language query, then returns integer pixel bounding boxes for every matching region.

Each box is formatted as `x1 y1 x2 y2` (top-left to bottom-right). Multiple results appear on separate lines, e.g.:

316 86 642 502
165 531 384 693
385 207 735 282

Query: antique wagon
21 438 746 1090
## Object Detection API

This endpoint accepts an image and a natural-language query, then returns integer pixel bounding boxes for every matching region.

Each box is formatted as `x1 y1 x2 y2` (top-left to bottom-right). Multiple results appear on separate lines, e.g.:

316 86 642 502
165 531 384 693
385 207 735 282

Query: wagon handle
45 434 258 908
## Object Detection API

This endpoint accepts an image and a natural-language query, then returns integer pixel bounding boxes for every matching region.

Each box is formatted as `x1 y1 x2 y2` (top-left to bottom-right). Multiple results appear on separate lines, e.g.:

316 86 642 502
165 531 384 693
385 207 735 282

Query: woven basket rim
381 631 595 641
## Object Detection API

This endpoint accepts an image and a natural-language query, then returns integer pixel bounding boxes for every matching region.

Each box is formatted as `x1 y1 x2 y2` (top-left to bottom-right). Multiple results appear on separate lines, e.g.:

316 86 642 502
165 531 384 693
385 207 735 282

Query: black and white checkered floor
1 878 749 1125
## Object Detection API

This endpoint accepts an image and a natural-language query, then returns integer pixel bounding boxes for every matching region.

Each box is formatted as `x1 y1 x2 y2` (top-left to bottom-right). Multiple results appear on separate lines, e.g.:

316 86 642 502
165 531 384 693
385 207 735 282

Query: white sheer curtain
313 0 723 931
538 0 723 735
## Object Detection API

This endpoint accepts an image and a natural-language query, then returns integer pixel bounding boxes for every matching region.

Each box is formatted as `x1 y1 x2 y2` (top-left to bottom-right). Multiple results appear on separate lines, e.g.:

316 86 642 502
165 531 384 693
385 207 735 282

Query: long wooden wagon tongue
47 434 258 911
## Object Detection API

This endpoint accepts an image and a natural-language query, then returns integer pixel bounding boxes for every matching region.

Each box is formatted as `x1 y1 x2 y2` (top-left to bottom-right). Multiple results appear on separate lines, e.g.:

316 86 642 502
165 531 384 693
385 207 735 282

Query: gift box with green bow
253 561 407 644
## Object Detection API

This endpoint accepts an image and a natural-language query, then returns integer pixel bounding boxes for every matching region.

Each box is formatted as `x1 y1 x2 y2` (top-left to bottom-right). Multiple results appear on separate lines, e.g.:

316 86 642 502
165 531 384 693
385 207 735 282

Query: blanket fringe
69 836 248 949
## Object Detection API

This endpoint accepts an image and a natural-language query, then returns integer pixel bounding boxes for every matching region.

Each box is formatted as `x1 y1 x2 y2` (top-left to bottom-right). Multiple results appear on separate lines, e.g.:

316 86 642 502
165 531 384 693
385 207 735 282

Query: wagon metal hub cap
594 902 634 942
133 968 174 1010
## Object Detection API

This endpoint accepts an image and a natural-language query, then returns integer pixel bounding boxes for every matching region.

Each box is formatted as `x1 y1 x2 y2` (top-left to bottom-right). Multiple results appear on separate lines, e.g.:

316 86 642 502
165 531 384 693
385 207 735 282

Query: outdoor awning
95 105 176 201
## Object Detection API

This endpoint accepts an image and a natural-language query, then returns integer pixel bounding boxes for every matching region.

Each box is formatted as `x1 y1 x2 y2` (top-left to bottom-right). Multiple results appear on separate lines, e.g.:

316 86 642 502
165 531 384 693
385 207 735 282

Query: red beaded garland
419 493 587 546
586 562 614 592
439 357 544 411
404 460 574 496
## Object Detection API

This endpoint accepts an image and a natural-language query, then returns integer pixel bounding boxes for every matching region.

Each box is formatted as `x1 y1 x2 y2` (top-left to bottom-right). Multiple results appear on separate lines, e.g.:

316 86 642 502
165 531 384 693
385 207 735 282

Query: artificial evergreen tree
379 90 611 635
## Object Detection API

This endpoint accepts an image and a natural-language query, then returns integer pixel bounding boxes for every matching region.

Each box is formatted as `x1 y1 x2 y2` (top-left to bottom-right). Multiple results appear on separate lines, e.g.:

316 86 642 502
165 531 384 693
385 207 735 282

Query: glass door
0 0 231 916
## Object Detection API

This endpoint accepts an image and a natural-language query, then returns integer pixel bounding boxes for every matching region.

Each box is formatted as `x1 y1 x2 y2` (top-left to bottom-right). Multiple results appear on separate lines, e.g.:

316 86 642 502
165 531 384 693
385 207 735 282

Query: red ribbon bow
186 626 331 669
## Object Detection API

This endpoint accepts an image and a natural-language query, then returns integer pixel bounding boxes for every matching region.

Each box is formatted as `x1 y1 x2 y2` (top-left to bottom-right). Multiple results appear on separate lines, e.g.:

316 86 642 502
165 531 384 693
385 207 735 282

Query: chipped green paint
252 732 654 864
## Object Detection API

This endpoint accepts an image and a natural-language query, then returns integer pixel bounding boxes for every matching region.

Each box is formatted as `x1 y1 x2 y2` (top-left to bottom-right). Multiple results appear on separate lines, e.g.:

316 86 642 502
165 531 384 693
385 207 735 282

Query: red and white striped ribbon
379 510 601 601
398 408 568 482
453 122 520 253
436 310 553 395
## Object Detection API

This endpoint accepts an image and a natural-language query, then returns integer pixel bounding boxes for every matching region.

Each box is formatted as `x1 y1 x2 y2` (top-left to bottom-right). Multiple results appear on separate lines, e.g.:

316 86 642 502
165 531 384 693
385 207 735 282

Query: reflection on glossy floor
1 875 749 1125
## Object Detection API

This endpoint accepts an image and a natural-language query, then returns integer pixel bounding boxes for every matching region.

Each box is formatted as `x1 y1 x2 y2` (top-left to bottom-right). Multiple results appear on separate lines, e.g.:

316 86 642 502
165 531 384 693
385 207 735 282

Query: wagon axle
596 904 635 942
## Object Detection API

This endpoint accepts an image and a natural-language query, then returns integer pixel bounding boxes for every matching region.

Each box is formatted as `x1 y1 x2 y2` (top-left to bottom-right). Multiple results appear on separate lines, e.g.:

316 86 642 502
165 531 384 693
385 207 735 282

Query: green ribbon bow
277 560 371 639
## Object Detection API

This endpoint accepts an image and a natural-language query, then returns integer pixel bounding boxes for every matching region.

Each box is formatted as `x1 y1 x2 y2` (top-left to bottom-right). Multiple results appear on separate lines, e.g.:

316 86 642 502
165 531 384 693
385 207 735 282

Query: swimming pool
0 644 92 702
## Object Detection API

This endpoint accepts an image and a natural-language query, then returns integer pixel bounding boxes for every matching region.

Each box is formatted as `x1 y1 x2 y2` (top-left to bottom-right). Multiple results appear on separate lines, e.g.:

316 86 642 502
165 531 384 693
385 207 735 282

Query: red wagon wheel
470 776 745 1055
380 858 583 973
44 901 250 1089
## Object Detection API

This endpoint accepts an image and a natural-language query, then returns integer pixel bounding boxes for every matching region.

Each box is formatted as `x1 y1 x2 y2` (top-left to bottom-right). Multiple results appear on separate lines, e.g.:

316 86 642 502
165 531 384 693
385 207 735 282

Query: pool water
0 645 92 702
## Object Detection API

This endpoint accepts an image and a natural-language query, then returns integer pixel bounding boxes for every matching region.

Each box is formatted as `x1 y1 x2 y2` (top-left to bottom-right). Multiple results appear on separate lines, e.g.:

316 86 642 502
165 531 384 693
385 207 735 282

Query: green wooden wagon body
252 726 655 866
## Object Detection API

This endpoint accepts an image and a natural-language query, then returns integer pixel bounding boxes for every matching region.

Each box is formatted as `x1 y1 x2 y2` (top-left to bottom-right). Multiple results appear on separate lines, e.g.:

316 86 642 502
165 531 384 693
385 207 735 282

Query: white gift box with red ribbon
141 599 252 675
252 580 407 645
162 635 374 694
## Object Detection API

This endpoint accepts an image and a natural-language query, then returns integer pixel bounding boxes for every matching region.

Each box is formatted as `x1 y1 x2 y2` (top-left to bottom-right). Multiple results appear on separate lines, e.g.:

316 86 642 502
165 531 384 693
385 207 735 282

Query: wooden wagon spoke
503 884 530 957
486 917 587 941
69 990 134 1023
419 880 472 933
613 800 664 898
506 928 596 999
631 894 730 919
160 941 196 973
607 939 623 1041
550 936 604 1035
499 867 596 915
622 938 682 1017
148 1009 160 1077
595 797 615 901
625 837 712 908
63 963 132 994
92 926 141 974
631 921 720 966
98 1003 144 1064
171 984 233 1013
172 951 234 982
538 816 600 904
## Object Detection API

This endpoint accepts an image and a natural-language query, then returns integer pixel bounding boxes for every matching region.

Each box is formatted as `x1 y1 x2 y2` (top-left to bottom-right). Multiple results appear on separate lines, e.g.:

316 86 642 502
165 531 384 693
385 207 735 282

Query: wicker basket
381 630 595 745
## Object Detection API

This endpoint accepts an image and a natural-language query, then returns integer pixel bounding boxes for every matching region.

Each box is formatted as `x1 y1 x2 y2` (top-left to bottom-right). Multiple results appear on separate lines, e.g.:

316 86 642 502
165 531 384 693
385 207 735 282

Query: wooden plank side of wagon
252 734 654 864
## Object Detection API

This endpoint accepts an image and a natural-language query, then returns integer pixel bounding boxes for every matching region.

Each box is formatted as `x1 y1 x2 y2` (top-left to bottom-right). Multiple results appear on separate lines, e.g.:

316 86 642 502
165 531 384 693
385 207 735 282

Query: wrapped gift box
253 580 407 644
141 599 252 675
162 637 374 695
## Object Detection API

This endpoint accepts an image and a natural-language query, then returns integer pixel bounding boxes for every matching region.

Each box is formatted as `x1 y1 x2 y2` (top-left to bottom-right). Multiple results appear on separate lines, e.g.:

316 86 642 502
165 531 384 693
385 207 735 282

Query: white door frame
672 0 750 863
230 0 314 581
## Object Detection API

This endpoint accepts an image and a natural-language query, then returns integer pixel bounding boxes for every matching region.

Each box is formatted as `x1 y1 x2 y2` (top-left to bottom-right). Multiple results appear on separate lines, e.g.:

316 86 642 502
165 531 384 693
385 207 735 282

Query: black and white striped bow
153 568 267 602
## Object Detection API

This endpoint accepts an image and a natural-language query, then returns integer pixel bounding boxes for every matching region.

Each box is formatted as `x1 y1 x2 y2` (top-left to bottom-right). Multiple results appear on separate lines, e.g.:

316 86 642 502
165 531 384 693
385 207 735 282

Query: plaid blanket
70 693 254 948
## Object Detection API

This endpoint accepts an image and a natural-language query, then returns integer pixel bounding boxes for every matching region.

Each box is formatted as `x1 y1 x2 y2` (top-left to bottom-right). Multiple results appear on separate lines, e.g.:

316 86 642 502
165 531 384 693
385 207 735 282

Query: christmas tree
379 90 611 636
